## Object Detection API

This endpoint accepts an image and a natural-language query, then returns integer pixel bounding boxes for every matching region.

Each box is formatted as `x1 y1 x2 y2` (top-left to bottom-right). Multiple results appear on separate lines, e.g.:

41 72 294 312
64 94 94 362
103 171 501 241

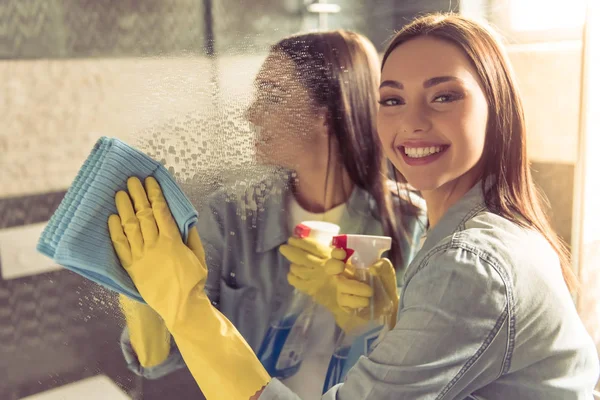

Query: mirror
1 1 595 399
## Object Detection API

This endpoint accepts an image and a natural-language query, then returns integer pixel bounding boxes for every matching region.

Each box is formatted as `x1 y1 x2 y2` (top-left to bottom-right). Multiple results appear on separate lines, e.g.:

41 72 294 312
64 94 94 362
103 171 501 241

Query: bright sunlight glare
510 0 587 31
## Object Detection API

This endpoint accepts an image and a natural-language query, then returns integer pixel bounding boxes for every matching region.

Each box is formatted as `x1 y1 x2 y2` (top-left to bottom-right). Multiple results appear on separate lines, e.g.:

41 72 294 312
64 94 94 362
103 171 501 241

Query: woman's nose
404 104 432 134
245 99 261 125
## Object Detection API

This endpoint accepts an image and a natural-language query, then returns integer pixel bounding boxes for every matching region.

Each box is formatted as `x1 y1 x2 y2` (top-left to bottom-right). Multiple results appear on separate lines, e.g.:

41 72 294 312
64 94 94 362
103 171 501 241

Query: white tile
0 222 62 280
20 375 130 400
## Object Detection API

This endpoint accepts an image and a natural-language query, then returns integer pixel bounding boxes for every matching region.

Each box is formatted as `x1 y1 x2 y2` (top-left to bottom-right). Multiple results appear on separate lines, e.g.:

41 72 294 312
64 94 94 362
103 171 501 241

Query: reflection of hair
273 30 416 269
382 14 577 291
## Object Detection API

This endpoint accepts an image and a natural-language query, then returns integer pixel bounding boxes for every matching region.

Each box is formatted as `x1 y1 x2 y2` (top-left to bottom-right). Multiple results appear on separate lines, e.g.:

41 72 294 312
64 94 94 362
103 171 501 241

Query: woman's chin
402 176 445 193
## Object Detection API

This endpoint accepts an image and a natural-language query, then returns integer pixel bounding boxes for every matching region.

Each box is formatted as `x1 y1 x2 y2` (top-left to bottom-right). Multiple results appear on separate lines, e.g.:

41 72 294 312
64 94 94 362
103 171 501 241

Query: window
487 0 587 42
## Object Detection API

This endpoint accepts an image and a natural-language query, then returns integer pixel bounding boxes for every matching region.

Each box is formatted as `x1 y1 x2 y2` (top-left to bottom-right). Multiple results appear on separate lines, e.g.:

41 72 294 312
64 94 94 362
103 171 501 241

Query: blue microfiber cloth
37 136 198 302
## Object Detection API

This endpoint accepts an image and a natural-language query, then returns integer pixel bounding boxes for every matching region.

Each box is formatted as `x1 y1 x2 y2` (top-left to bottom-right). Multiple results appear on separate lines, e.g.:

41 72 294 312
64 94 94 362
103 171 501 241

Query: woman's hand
280 237 333 298
108 176 207 329
108 176 270 399
325 253 400 331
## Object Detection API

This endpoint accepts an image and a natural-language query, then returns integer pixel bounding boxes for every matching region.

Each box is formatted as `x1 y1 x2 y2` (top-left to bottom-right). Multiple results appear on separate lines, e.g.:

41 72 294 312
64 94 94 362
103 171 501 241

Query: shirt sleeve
119 326 186 379
260 245 510 399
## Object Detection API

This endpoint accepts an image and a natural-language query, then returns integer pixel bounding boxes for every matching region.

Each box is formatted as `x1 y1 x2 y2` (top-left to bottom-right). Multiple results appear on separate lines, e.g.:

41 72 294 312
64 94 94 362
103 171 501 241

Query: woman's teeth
404 146 444 158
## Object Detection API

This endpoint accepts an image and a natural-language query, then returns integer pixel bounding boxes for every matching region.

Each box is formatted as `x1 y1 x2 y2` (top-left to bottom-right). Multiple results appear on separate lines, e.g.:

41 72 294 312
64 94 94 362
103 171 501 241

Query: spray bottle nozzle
293 221 340 243
294 224 312 239
332 234 392 268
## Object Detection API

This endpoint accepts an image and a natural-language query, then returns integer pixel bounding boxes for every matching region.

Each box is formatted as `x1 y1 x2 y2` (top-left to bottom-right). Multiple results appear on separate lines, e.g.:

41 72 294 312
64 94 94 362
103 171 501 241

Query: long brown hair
381 13 578 291
274 30 419 269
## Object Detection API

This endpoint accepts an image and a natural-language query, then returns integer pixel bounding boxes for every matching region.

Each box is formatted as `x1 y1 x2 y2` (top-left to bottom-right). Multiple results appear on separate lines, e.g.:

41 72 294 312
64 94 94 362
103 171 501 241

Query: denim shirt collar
255 179 374 253
418 180 488 257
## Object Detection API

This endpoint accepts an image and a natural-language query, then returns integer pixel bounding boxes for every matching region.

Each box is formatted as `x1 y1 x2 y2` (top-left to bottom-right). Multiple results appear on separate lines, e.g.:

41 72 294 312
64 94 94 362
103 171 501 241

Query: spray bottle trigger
343 248 355 263
294 223 311 238
332 235 355 263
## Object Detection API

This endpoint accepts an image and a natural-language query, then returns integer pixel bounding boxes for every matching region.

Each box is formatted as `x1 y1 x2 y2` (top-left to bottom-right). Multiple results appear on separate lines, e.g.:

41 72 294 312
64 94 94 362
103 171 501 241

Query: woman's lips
398 144 450 166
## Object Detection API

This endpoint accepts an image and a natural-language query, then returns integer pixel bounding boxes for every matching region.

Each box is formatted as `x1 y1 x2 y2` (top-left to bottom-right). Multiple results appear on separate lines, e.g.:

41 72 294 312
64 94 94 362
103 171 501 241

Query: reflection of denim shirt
120 177 426 379
260 182 600 400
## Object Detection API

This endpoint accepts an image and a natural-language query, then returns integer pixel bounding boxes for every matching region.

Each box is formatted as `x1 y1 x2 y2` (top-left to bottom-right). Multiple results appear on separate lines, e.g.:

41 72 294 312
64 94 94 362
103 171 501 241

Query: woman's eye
432 92 463 103
378 98 403 107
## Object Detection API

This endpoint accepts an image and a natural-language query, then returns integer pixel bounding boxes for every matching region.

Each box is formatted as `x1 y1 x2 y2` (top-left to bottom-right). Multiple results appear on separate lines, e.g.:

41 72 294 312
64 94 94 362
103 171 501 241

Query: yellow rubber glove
279 237 372 333
279 237 333 297
119 293 171 368
117 212 208 370
108 176 270 400
325 251 400 331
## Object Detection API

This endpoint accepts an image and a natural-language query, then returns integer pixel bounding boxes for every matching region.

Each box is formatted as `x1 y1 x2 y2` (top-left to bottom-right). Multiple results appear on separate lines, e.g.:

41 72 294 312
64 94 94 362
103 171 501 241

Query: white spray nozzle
294 221 341 246
332 234 392 269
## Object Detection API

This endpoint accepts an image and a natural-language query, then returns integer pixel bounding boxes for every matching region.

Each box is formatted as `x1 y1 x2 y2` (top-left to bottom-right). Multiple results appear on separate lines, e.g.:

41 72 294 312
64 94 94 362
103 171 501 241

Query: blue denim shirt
120 177 426 379
260 182 600 400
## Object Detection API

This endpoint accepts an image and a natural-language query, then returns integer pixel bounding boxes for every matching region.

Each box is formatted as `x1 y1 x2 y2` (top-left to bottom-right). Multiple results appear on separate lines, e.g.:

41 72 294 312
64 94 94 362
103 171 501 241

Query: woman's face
246 51 325 169
377 36 489 193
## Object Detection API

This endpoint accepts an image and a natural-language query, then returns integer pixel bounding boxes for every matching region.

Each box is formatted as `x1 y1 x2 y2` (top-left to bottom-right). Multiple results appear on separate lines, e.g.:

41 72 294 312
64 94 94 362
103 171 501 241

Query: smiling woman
377 35 489 225
250 13 600 400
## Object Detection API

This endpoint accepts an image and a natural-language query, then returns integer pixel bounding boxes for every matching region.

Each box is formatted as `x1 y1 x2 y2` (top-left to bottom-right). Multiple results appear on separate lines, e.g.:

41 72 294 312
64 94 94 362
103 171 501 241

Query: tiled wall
0 55 265 199
0 0 207 59
0 194 204 399
0 191 131 399
0 52 268 399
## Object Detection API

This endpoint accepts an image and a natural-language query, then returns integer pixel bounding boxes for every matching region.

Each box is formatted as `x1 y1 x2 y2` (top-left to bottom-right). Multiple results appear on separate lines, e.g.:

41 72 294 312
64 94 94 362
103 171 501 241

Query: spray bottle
257 221 340 379
323 234 394 392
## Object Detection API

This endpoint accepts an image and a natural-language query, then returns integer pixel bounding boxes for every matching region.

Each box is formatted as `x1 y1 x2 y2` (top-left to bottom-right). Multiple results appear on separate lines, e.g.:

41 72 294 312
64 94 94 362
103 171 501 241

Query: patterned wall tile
0 189 135 399
0 184 206 400
0 56 246 198
212 0 303 54
0 0 205 59
326 0 460 49
0 191 65 229
0 0 64 59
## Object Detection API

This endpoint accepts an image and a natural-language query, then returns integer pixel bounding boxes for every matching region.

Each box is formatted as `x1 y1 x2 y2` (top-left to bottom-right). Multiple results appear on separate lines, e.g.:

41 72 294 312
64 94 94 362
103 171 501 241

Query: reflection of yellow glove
280 237 372 333
108 177 269 400
279 237 333 298
119 293 171 368
325 252 399 331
